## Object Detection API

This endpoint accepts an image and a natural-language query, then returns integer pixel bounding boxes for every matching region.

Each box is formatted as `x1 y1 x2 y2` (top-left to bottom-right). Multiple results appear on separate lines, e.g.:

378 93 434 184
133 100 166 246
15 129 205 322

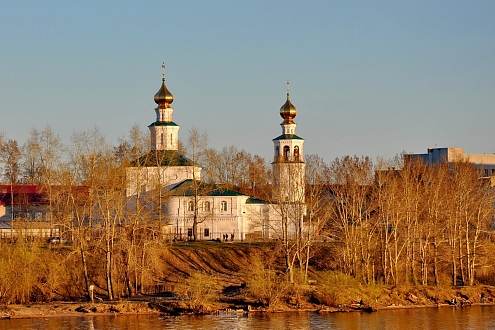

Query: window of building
203 201 211 212
275 146 279 156
204 228 210 237
187 228 193 237
187 201 194 212
220 201 228 211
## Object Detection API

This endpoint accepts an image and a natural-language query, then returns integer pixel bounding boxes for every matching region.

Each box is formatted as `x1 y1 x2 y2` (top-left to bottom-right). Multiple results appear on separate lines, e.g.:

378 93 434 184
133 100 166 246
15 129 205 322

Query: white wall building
126 67 306 241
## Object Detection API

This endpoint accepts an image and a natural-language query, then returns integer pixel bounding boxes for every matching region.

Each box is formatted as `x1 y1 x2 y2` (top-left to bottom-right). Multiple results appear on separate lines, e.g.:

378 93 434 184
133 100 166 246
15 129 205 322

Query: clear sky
1 1 494 164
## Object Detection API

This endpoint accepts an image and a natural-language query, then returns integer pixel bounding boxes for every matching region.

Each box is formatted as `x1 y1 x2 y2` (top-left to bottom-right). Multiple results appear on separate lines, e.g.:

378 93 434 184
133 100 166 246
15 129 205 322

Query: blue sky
1 1 494 163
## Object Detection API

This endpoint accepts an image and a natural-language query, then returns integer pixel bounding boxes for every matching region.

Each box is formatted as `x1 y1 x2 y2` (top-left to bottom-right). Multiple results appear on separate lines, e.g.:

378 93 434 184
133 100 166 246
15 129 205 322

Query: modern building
404 147 495 177
126 67 306 241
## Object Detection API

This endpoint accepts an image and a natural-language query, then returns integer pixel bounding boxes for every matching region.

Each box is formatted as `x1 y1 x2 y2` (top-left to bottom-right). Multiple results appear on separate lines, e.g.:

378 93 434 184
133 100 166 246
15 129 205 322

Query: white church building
126 66 306 241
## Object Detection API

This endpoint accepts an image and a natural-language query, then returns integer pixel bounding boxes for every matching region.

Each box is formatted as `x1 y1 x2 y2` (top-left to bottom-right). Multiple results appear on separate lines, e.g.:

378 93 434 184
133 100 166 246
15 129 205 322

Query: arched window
275 146 279 156
203 201 211 212
220 201 228 211
294 146 300 161
284 146 290 161
187 201 194 212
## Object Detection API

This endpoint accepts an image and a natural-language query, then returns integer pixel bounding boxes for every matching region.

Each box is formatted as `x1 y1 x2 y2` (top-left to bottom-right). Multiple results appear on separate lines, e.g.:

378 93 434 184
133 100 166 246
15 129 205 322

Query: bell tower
272 81 305 203
149 63 180 151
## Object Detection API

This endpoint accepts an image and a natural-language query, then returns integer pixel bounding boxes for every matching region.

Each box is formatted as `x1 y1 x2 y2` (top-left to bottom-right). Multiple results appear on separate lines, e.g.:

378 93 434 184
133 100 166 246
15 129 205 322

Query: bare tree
0 138 22 233
446 161 493 286
185 127 209 241
0 139 22 185
302 154 332 280
25 126 65 237
329 156 376 283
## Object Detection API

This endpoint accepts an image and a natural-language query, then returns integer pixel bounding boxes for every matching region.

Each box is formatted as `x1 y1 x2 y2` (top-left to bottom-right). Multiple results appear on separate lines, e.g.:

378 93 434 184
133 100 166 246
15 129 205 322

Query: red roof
0 185 89 206
0 185 40 194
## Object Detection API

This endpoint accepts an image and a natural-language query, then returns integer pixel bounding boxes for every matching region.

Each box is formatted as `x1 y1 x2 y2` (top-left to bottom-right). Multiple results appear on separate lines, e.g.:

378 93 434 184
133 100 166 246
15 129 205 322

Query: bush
244 253 283 308
313 271 362 307
175 271 221 313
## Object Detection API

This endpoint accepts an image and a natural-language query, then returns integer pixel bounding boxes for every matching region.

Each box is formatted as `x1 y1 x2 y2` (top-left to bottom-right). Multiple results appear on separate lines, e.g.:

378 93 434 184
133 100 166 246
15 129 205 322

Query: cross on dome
280 79 297 124
154 62 174 107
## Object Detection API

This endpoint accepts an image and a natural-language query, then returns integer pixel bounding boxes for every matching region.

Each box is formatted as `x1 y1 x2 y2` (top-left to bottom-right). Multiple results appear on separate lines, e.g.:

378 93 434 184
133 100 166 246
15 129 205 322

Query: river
2 305 495 329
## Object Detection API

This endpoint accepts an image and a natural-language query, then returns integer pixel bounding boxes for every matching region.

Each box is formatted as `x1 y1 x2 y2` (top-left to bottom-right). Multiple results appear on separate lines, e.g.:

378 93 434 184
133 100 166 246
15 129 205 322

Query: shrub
175 271 221 313
244 253 283 308
313 271 361 307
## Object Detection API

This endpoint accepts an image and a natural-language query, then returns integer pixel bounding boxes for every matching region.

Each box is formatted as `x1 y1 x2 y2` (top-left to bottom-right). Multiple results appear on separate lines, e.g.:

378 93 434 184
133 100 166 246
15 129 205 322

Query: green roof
131 150 195 167
148 121 179 127
272 134 304 141
246 197 268 204
168 179 247 197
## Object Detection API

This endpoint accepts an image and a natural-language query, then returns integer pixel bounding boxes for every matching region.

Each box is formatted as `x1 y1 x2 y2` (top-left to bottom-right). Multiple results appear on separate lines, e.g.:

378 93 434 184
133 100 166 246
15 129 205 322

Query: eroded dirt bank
2 242 495 318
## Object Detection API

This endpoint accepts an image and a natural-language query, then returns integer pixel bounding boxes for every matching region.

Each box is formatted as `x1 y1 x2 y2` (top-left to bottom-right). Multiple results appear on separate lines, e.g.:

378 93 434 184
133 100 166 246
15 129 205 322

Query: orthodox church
126 65 306 241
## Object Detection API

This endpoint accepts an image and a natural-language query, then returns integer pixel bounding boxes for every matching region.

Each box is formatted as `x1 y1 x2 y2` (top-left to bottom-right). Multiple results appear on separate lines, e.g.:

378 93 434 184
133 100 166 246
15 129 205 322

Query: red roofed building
0 184 88 239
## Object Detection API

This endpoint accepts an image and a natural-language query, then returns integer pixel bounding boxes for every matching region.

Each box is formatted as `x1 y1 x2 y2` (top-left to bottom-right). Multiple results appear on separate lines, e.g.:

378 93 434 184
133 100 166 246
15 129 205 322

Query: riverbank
2 299 495 320
0 301 159 319
2 282 495 319
2 243 495 319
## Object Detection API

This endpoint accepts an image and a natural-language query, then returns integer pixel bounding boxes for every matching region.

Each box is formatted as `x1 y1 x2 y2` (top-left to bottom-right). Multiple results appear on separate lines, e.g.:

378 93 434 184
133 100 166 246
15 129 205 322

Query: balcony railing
273 155 302 163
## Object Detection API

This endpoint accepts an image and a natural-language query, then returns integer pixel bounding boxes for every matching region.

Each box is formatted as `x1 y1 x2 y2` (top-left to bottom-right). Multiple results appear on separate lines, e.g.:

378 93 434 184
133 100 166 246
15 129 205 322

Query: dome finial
280 80 297 123
154 63 174 107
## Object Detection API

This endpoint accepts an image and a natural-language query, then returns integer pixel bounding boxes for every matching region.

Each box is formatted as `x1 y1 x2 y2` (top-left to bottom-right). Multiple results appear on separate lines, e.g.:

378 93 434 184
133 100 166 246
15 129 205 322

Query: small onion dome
280 92 297 124
154 78 174 108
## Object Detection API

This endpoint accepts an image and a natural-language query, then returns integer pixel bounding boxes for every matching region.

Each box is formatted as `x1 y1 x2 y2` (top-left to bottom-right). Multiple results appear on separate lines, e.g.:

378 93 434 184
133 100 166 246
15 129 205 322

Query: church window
203 201 211 212
220 201 228 211
187 201 194 212
275 146 279 156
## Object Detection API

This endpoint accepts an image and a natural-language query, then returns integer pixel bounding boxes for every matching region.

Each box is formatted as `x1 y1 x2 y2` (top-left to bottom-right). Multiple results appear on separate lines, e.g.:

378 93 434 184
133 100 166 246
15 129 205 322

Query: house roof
130 150 195 167
167 179 247 197
0 185 89 206
0 185 40 194
246 197 268 204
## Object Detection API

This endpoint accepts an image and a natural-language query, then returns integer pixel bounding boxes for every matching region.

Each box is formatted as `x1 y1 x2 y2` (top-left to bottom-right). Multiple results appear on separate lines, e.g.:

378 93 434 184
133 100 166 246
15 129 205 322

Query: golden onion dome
154 78 174 107
280 92 297 124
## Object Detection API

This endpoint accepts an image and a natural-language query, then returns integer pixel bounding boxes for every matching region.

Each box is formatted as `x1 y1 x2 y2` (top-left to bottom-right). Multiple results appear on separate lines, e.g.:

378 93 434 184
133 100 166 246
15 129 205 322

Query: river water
2 305 495 330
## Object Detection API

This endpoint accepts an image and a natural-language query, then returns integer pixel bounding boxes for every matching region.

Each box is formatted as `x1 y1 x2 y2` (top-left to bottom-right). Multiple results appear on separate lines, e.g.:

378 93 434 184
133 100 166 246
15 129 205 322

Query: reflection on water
2 305 495 330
